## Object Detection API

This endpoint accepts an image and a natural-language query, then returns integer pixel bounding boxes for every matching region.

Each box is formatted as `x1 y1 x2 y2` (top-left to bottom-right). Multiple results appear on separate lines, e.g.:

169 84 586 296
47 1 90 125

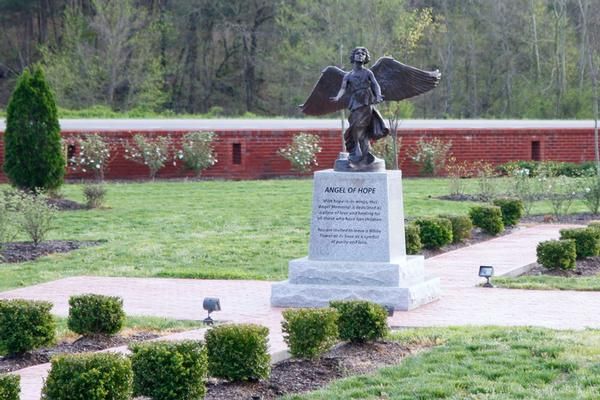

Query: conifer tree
3 66 65 192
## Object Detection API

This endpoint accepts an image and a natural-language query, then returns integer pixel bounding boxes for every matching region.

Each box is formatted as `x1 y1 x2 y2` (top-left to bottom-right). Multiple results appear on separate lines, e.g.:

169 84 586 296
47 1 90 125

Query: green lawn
0 178 594 291
286 326 600 400
494 275 600 291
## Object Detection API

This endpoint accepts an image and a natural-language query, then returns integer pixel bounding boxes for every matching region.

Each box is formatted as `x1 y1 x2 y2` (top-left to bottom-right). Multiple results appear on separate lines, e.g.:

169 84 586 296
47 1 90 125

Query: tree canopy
0 0 599 119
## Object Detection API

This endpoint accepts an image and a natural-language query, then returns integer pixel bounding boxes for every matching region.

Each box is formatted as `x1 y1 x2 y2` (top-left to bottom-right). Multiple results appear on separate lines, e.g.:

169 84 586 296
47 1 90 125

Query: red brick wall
0 127 595 181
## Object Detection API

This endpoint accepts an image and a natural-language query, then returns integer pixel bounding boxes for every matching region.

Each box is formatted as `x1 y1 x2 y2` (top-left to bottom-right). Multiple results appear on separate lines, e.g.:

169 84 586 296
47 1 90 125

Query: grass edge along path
285 326 600 400
494 275 600 291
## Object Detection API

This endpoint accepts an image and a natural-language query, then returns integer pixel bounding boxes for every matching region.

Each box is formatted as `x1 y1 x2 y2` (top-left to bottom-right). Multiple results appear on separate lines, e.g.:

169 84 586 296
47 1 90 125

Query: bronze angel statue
301 46 441 172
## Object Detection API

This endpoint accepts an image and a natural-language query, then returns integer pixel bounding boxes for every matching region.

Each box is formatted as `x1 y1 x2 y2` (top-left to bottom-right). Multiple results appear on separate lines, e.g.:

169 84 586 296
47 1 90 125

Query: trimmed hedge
469 205 505 235
41 353 132 400
0 299 55 355
405 223 422 254
441 215 472 243
205 324 270 381
414 217 453 249
282 308 338 359
559 228 600 259
537 239 576 270
68 294 125 335
493 198 524 226
0 374 20 400
329 300 389 343
130 340 207 400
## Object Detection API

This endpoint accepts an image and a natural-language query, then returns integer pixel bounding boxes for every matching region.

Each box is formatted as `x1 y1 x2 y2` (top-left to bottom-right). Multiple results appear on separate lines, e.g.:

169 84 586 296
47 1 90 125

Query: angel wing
371 56 441 102
300 66 350 116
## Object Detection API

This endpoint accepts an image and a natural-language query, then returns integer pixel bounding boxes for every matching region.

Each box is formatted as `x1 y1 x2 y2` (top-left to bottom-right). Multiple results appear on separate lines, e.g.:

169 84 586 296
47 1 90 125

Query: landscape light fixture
383 304 395 317
202 297 221 325
478 266 494 288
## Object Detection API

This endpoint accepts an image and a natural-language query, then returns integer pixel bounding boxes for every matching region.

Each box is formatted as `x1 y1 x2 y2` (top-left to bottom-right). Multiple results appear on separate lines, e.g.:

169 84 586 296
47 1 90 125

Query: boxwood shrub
282 308 338 359
493 198 524 226
414 217 453 249
130 340 207 400
68 294 125 335
0 374 20 400
329 300 389 343
536 239 576 270
0 299 55 355
559 228 600 259
469 205 505 235
205 324 270 381
405 222 422 254
41 353 132 400
441 215 472 243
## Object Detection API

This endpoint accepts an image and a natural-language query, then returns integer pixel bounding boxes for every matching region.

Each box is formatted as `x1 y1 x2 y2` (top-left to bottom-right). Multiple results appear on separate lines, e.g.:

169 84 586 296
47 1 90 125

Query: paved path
4 223 599 400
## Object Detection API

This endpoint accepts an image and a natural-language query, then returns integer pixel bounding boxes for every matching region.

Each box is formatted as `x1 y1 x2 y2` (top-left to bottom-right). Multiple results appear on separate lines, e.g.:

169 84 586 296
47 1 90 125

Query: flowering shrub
508 168 541 215
174 131 218 177
445 157 475 196
278 133 321 173
541 175 578 219
579 172 600 215
409 137 452 176
18 191 57 246
371 136 401 170
473 161 499 201
0 189 20 253
67 134 114 181
124 134 172 179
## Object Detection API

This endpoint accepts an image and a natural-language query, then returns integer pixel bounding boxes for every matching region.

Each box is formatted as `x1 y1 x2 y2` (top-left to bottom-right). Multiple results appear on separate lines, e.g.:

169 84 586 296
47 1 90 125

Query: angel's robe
344 69 389 165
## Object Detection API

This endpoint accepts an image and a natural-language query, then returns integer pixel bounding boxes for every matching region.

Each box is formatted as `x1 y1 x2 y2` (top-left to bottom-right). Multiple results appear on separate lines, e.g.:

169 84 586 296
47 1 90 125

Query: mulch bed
521 257 600 278
203 341 419 400
47 198 87 211
0 240 103 263
0 333 158 373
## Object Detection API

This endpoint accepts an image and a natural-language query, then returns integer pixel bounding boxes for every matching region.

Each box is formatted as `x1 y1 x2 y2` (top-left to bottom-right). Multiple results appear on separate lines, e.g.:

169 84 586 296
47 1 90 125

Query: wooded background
1 0 599 119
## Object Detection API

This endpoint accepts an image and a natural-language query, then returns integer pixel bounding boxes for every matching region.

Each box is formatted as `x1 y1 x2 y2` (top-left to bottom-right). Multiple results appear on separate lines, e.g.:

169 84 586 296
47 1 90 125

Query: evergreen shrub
3 67 64 192
130 341 207 400
405 222 422 254
0 374 20 400
205 324 270 381
0 299 55 355
441 215 472 243
414 217 453 249
469 205 505 235
281 308 338 359
41 353 132 400
559 228 600 259
329 300 389 343
67 294 125 336
537 239 576 270
493 198 524 226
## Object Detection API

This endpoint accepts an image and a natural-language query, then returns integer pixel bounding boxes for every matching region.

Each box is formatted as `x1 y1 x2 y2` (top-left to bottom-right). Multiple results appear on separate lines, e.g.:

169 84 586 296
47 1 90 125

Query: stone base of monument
271 256 441 311
270 169 440 311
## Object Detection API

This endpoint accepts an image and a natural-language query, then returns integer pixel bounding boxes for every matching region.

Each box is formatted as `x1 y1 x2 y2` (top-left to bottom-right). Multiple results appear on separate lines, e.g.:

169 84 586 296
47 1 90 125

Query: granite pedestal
271 169 440 311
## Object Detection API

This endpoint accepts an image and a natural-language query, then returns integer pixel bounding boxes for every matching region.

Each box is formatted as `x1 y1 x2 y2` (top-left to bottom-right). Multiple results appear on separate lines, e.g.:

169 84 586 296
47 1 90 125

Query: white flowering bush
541 175 578 219
371 136 401 170
579 172 600 215
67 134 114 181
124 134 172 180
278 133 321 173
409 137 452 176
174 131 218 177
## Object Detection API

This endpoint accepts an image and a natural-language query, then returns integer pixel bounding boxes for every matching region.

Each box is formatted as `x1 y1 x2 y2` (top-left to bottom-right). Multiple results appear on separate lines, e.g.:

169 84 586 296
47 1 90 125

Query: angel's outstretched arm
331 74 349 102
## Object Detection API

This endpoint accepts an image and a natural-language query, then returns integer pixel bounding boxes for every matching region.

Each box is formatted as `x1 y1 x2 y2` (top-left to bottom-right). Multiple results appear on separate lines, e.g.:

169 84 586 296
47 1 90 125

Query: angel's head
350 47 370 65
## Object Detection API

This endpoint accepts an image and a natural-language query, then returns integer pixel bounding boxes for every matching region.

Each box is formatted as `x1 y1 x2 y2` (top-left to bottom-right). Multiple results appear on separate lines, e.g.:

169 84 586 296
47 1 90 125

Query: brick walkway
3 224 599 400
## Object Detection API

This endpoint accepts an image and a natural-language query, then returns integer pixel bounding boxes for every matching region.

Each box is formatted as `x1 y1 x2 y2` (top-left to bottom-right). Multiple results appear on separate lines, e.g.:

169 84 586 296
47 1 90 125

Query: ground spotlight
478 265 494 288
203 297 221 325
